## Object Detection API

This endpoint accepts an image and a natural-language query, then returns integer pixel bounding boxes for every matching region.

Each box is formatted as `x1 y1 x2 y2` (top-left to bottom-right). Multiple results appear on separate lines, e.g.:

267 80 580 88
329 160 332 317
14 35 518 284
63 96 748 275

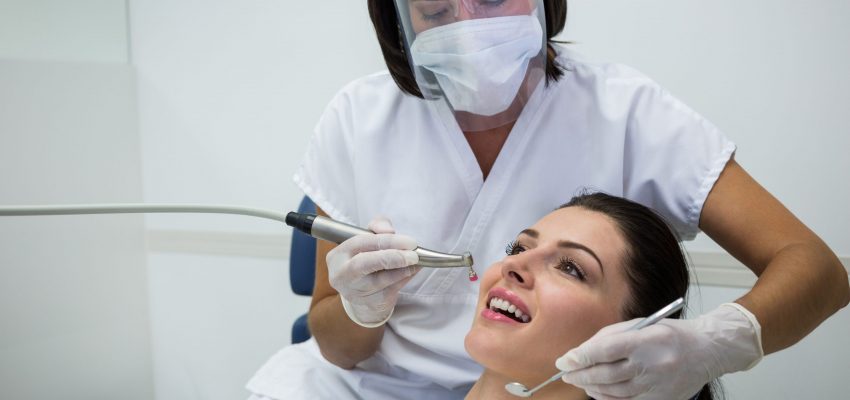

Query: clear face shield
394 0 547 132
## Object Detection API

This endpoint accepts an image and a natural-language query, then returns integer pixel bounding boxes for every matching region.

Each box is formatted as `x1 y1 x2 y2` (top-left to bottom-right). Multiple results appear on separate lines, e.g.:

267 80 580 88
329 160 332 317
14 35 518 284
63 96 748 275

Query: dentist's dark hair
367 0 568 98
559 192 722 400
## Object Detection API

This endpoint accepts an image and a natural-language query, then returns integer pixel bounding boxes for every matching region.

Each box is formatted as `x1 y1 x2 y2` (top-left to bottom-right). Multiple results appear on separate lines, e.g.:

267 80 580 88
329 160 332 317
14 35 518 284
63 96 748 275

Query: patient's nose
501 253 534 288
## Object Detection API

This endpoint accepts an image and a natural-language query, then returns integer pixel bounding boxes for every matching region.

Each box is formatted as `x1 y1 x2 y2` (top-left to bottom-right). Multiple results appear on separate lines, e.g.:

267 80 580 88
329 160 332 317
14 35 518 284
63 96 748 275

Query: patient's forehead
532 207 619 238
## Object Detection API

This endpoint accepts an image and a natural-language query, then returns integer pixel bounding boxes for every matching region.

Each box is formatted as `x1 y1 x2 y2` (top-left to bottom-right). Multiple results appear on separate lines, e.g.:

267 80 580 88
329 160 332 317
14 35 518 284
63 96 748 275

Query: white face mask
410 15 544 117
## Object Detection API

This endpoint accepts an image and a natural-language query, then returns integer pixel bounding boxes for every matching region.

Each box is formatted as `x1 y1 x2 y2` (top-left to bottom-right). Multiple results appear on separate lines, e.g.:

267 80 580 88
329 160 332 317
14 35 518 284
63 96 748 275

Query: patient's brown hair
559 192 721 400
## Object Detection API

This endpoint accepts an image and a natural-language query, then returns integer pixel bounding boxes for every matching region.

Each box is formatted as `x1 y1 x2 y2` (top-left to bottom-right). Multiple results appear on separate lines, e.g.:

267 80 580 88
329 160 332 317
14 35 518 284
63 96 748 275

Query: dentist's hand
327 217 421 328
556 303 763 400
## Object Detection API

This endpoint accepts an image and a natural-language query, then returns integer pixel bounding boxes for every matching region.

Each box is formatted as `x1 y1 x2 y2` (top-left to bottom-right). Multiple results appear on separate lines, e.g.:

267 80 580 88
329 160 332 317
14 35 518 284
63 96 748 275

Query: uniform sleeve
621 78 736 240
292 90 359 225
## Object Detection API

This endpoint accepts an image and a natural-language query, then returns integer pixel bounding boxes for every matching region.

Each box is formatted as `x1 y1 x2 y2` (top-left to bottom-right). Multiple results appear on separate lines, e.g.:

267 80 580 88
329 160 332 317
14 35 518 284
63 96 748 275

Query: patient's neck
466 369 588 400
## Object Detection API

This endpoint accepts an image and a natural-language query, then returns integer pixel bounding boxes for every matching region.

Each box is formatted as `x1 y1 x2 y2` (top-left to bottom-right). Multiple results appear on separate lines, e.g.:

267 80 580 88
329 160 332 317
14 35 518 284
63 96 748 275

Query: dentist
247 1 849 399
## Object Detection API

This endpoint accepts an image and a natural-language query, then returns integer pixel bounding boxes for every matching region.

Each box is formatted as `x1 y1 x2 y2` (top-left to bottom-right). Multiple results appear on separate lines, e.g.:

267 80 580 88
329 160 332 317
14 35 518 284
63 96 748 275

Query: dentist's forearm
701 160 849 355
735 240 848 354
308 294 385 369
307 207 384 369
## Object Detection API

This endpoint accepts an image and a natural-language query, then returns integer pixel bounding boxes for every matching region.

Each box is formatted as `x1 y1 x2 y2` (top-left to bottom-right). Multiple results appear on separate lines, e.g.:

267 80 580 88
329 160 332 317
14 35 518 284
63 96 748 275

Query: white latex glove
556 303 763 400
327 216 421 328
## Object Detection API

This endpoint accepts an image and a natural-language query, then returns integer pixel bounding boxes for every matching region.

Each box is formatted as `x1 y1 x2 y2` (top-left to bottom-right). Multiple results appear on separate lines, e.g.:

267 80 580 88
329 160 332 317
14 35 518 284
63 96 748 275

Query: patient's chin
465 326 532 380
464 328 499 369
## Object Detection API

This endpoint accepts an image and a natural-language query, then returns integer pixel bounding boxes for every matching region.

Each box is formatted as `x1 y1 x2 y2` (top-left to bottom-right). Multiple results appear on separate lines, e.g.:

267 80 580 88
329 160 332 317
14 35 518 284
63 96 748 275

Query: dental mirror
504 297 685 397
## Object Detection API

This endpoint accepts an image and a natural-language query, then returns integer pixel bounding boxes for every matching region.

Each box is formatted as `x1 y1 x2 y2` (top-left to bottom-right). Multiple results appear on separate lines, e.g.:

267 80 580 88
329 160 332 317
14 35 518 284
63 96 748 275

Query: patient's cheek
482 262 502 285
472 263 503 310
541 293 621 352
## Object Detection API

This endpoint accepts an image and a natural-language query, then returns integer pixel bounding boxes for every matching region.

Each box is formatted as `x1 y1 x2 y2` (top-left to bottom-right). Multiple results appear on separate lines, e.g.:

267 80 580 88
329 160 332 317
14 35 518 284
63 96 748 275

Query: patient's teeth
492 298 503 310
487 295 531 322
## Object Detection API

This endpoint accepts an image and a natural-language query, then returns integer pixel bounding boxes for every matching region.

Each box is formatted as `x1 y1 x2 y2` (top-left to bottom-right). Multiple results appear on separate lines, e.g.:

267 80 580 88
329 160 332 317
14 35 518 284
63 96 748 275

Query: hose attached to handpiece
0 203 289 222
0 204 475 278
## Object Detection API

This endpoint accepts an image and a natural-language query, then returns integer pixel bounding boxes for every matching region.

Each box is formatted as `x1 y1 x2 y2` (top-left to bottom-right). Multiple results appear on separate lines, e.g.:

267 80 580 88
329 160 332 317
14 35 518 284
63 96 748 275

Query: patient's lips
483 287 532 324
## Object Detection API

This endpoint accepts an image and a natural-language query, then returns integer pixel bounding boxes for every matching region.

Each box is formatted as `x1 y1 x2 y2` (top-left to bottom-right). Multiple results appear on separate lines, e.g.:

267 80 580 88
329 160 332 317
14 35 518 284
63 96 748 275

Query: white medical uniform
246 47 735 400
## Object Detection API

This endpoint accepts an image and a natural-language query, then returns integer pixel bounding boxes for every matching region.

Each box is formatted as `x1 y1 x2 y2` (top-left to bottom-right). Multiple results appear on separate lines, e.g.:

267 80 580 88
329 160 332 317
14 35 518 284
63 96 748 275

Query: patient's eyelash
505 240 525 255
557 257 586 281
506 241 587 281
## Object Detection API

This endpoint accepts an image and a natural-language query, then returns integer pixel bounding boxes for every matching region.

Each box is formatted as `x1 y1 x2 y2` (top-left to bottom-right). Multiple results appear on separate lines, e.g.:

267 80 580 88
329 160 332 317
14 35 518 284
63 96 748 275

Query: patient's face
464 206 631 383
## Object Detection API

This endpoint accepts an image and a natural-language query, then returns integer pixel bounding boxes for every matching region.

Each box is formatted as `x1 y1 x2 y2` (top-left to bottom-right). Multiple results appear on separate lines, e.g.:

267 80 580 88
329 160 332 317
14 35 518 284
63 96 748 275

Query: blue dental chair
290 196 317 344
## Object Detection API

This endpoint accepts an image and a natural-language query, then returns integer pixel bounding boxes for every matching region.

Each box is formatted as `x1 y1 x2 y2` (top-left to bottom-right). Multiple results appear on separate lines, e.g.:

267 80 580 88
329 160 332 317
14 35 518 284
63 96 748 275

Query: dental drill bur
285 212 477 281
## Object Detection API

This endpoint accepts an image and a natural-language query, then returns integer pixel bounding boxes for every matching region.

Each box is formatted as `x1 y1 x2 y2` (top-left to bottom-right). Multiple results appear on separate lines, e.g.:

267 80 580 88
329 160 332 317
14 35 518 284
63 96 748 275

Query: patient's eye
557 257 586 281
505 240 526 255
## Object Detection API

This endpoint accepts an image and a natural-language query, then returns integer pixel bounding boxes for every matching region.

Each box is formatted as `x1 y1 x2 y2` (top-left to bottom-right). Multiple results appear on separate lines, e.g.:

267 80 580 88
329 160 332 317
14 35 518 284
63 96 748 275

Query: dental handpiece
285 212 477 281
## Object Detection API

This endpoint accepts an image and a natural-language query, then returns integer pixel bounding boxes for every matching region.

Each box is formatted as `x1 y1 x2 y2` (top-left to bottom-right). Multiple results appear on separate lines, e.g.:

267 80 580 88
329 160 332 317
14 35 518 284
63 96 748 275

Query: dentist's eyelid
412 0 453 18
478 0 507 8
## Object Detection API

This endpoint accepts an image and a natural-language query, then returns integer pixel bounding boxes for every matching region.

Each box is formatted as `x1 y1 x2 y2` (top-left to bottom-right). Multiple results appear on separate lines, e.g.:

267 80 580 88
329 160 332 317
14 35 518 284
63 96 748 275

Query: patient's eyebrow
518 229 604 275
519 229 538 238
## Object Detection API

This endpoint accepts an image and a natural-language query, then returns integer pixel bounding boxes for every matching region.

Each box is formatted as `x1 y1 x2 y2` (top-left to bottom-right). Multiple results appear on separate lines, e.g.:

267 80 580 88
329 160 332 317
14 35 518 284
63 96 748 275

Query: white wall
131 0 386 232
129 1 378 398
0 0 128 63
0 1 151 398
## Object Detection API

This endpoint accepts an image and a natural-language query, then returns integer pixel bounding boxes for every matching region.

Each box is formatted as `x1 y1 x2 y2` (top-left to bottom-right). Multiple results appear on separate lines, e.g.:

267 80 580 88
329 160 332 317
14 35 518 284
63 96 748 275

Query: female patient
465 192 736 400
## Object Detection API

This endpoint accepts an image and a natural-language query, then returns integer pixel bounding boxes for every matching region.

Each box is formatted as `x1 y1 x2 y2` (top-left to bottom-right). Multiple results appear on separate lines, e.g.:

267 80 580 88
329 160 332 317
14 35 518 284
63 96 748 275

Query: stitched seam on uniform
433 77 556 293
685 139 736 239
467 75 555 253
427 99 481 203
